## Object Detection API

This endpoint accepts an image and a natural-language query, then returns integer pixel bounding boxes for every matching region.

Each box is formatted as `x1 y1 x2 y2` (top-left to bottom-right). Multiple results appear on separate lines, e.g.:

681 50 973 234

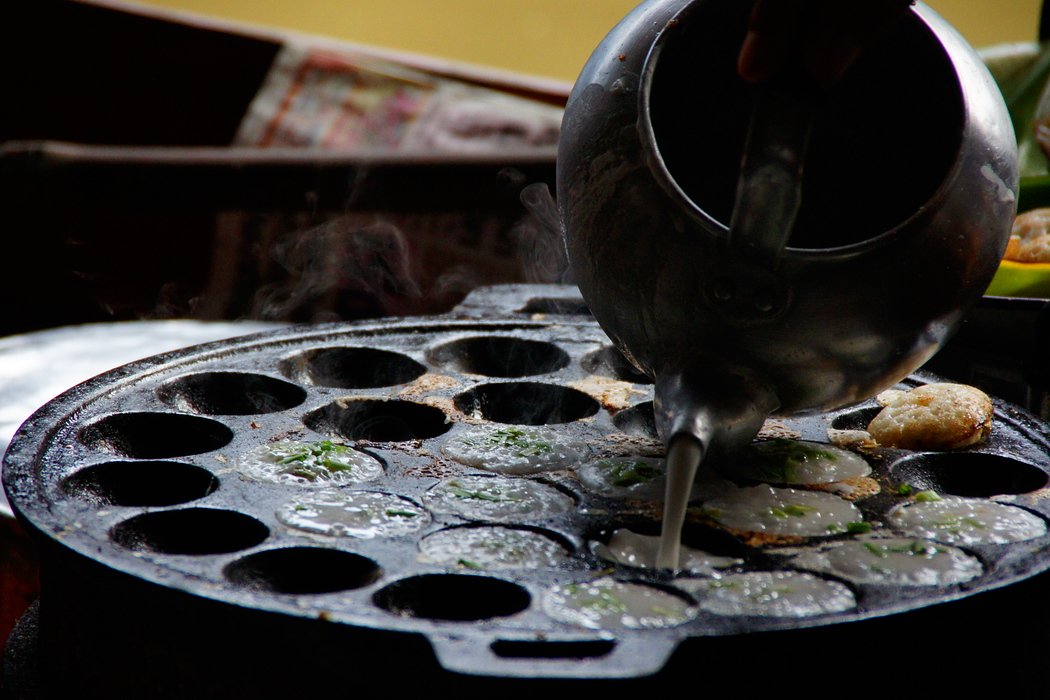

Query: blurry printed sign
235 44 563 152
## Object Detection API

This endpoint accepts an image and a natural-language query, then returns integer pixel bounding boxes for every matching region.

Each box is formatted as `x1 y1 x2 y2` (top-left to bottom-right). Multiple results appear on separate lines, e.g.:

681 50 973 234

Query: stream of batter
655 436 704 570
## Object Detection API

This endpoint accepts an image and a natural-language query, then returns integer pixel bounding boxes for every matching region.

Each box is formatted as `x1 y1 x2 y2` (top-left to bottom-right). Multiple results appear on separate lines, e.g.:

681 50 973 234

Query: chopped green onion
603 459 662 487
770 504 817 518
463 427 555 457
863 542 888 558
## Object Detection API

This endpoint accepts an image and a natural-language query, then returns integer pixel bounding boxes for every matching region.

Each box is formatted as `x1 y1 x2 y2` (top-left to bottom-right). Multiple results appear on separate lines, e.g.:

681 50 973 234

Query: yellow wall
129 0 1044 83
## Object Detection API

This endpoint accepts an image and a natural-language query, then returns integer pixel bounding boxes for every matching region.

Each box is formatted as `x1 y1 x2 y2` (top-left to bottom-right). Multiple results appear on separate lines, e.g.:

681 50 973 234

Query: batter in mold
542 577 697 630
419 526 570 569
441 425 591 475
423 474 575 522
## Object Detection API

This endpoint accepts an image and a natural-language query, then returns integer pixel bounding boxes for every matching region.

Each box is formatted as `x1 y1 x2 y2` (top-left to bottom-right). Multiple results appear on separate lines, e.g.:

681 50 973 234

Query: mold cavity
830 407 881 432
418 524 574 569
581 346 653 384
612 402 657 439
453 383 599 425
224 547 381 594
304 399 451 442
588 519 751 572
79 413 234 458
429 337 570 378
491 639 616 660
518 297 592 317
110 508 269 555
61 461 218 507
891 453 1049 498
157 372 306 415
279 347 426 389
373 574 530 621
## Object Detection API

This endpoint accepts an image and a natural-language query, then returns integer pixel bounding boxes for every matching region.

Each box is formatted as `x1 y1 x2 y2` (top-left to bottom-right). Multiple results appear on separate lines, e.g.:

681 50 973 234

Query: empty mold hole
581 346 653 384
157 372 306 416
518 297 592 317
110 508 269 555
453 383 599 425
428 337 570 378
891 453 1049 498
304 399 451 442
224 547 381 594
79 412 234 458
373 574 530 621
612 402 658 439
830 406 882 432
491 639 616 660
279 347 427 389
61 461 218 507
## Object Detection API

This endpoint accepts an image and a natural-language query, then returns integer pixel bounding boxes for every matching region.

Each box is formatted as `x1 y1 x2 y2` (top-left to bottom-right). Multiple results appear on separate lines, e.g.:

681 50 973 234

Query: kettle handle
727 85 815 265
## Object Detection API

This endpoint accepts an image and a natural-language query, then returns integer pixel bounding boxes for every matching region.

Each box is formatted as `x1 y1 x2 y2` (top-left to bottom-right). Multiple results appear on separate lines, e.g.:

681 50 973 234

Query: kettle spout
652 367 778 570
653 367 779 458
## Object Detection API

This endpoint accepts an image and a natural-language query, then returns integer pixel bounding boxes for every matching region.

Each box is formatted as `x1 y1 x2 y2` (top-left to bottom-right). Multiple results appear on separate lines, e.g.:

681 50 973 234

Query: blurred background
131 0 1042 83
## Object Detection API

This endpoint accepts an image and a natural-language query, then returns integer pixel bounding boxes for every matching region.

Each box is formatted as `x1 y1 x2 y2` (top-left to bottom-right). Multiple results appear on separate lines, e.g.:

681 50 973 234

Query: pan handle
427 631 681 678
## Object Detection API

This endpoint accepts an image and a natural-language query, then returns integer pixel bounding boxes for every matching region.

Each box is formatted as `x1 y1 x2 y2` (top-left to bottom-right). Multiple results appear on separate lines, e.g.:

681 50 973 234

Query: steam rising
514 183 571 284
252 218 421 322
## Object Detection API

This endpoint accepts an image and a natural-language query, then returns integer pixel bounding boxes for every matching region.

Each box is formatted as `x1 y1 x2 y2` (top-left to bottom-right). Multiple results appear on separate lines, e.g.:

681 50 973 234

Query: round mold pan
5 286 1050 695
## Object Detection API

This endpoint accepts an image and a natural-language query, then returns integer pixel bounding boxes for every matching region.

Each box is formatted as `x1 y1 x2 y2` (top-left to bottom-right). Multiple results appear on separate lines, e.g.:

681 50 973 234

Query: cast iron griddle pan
5 284 1050 697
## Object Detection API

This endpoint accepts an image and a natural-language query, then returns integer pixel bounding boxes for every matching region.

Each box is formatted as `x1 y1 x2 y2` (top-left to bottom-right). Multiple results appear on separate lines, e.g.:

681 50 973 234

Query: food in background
789 537 983 586
423 474 574 521
237 440 384 486
542 577 696 630
866 383 993 450
1005 208 1050 262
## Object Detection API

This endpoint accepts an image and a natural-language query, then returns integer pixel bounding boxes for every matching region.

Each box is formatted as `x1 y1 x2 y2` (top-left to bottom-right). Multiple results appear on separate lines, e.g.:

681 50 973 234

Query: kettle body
558 0 1018 441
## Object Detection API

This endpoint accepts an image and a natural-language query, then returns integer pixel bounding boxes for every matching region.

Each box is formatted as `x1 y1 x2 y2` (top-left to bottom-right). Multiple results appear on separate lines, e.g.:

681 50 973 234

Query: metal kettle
558 0 1018 457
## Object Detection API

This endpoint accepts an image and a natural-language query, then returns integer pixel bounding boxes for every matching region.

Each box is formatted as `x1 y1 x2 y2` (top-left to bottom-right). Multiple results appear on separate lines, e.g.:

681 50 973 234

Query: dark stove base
6 546 1050 699
2 601 38 700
